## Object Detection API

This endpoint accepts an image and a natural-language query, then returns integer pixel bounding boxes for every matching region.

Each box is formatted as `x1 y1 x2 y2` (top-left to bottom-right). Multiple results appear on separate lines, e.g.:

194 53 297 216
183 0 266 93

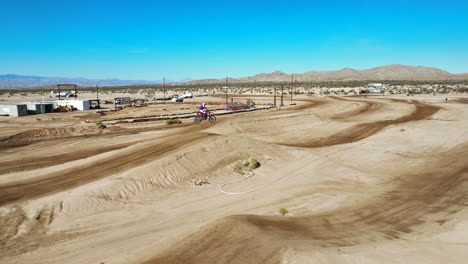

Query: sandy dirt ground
0 94 467 264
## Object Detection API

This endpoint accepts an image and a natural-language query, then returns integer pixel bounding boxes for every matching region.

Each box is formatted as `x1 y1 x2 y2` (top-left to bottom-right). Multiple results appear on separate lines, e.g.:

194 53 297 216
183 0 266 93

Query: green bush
279 208 289 216
233 157 260 173
96 122 106 129
247 157 259 170
165 119 182 125
233 162 243 174
246 99 255 105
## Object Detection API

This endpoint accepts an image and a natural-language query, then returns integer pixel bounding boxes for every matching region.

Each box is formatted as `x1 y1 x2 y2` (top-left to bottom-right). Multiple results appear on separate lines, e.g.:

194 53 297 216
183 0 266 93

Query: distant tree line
1 79 468 96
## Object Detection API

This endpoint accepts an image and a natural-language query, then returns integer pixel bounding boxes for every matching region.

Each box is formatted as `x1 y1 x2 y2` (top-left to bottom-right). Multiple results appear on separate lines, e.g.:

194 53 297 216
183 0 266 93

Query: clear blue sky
1 0 467 80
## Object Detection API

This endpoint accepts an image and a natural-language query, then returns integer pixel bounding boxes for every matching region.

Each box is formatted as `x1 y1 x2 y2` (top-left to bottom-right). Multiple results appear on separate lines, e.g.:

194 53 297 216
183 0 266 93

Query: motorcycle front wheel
208 115 216 123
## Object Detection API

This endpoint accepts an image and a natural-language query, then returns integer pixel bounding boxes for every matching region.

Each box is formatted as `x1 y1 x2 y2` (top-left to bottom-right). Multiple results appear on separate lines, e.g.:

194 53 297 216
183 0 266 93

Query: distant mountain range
179 64 468 85
0 74 192 88
1 65 467 88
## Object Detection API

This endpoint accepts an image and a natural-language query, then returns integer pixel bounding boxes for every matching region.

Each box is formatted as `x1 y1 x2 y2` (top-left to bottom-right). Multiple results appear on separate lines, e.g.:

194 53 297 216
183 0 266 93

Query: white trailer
46 100 90 111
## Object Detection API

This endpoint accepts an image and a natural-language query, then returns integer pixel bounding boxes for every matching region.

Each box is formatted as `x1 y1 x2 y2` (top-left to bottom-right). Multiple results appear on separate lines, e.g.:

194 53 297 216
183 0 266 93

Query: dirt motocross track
1 95 468 264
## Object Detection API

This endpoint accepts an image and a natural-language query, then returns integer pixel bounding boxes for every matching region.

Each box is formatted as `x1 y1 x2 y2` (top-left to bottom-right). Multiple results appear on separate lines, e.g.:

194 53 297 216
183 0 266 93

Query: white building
367 83 391 87
46 100 90 111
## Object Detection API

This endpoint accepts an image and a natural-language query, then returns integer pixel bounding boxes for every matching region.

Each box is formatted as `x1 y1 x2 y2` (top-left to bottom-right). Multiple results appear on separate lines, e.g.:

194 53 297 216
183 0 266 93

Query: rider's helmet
202 102 206 107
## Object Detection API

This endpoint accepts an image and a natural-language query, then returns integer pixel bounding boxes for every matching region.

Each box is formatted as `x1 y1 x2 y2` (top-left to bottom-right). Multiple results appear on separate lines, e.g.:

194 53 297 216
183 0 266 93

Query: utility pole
280 86 284 106
290 74 294 103
163 77 166 104
225 76 228 104
274 86 277 106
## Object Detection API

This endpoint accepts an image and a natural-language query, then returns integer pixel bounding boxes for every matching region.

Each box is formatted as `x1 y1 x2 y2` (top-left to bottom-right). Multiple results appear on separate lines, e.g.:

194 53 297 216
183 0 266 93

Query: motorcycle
194 111 216 124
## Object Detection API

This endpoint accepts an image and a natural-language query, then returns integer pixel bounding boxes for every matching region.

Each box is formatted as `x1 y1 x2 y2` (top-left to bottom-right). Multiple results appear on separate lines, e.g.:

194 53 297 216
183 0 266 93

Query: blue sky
1 0 467 80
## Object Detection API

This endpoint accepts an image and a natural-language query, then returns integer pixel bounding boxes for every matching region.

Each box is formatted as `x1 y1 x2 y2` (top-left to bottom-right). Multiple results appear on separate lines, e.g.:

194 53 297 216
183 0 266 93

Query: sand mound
281 100 439 148
1 126 105 143
206 98 438 148
144 142 468 264
56 135 284 216
142 215 285 264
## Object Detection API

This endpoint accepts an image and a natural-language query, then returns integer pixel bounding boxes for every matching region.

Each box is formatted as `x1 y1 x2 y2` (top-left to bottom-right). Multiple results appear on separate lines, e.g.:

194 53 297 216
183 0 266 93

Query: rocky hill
183 64 466 84
0 74 175 88
2 65 467 88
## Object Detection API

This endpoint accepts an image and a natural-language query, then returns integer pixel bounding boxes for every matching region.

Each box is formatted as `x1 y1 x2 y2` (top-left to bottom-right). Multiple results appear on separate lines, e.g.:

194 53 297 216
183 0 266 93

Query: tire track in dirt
0 105 261 206
0 122 190 150
143 142 468 264
282 100 440 148
0 124 193 174
289 97 330 111
329 96 384 120
0 129 216 206
142 99 444 264
0 143 136 175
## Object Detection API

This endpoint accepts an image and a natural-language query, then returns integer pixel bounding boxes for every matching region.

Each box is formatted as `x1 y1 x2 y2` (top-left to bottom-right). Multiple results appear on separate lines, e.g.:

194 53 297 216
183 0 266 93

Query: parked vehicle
171 97 184 102
114 97 131 104
50 91 76 98
180 93 193 98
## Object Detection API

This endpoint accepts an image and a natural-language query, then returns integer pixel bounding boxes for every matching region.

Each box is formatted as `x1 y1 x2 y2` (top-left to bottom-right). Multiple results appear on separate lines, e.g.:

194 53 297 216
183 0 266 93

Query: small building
0 104 28 117
114 97 131 105
367 83 391 88
25 102 54 115
88 99 101 109
52 99 90 111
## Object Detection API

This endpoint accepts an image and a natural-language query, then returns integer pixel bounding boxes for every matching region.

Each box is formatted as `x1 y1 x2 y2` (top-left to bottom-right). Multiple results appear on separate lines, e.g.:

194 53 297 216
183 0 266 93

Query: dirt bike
194 111 216 124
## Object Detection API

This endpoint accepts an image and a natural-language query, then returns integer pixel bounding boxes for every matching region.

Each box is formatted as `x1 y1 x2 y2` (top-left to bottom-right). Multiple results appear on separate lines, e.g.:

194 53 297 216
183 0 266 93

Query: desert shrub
36 118 41 121
246 99 255 105
233 157 260 173
232 162 243 174
247 157 259 170
165 119 182 125
96 122 106 129
279 208 289 216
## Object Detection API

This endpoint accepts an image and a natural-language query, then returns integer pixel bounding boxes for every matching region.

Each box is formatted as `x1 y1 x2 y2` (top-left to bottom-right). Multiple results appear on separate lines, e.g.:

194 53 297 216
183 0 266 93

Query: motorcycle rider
198 102 209 119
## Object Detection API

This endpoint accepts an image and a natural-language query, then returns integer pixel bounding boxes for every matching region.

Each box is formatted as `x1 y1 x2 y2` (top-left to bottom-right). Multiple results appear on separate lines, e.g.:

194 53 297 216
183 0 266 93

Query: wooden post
225 77 228 104
274 87 277 106
290 74 293 103
280 86 284 106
